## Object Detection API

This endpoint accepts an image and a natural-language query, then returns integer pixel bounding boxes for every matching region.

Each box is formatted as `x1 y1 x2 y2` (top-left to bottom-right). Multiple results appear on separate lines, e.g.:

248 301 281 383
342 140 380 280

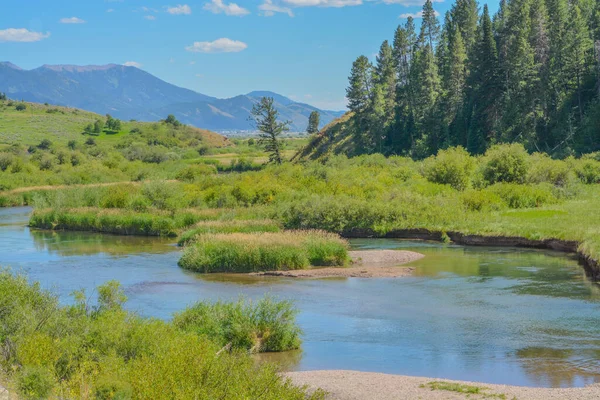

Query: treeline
346 0 600 158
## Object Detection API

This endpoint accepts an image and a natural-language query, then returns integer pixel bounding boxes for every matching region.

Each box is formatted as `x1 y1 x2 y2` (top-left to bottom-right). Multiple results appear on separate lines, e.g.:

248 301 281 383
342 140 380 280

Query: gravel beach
286 370 600 400
252 250 424 278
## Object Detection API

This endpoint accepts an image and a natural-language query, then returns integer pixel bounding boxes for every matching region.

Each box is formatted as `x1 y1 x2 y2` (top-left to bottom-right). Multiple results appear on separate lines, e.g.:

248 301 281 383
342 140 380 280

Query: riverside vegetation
0 271 317 400
20 142 600 276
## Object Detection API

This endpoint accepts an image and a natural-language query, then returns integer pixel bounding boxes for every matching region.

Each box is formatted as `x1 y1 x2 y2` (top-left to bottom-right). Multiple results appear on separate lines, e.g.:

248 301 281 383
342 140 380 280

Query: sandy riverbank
286 370 600 400
252 250 424 278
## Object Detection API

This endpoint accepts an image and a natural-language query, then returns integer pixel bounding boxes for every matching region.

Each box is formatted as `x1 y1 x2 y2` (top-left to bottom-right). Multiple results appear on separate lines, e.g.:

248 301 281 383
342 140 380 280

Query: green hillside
293 113 357 161
0 99 234 192
0 100 228 147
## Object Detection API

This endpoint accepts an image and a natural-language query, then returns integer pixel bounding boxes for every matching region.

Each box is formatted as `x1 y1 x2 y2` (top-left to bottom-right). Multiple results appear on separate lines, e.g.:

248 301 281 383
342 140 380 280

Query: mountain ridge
0 62 344 132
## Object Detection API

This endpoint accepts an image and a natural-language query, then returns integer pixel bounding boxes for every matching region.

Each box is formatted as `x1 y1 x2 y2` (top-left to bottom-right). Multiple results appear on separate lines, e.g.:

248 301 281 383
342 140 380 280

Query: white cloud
59 17 86 24
144 15 157 20
195 73 204 78
259 0 361 17
107 9 115 12
185 38 248 53
259 0 294 16
383 0 443 4
124 61 143 68
0 28 50 42
167 4 192 14
204 0 250 16
189 61 196 65
399 9 439 18
283 0 361 6
169 57 175 63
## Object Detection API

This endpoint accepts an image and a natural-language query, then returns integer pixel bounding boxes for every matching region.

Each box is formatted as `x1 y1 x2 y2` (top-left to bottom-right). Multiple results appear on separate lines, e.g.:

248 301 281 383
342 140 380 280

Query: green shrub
141 180 182 210
485 183 557 209
480 143 529 185
460 190 507 212
573 156 600 184
0 272 321 400
16 366 55 400
173 296 302 352
175 164 217 182
527 154 573 187
100 185 135 209
94 379 133 400
38 155 55 171
423 146 474 190
178 231 349 273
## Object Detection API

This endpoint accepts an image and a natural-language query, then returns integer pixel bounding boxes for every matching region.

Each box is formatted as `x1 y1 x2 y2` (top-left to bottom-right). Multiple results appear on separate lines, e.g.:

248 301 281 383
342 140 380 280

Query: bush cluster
173 296 302 352
0 271 318 400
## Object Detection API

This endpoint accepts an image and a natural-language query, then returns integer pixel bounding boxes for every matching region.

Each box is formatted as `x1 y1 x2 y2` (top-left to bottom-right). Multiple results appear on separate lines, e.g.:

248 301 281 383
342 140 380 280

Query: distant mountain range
0 62 344 132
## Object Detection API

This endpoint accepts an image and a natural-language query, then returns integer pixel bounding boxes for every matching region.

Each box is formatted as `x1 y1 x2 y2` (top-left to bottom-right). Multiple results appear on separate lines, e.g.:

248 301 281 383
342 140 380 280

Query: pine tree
411 42 441 156
468 4 501 153
342 0 600 157
391 19 418 154
307 111 320 134
451 0 479 54
565 1 593 123
420 0 441 49
446 28 467 123
346 56 373 114
374 40 397 134
249 97 290 164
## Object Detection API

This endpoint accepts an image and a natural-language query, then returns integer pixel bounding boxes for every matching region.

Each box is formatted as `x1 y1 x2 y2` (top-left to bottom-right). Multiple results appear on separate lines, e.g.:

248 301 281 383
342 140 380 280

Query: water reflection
516 347 600 387
30 229 175 257
1 208 600 387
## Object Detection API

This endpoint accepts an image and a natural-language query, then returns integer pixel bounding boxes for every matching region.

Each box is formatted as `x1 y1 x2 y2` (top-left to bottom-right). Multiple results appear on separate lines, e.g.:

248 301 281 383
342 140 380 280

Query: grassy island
178 231 350 273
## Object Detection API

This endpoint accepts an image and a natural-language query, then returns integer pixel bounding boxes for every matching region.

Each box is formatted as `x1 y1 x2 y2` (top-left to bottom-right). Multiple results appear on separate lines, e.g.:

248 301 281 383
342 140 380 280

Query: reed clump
178 230 349 273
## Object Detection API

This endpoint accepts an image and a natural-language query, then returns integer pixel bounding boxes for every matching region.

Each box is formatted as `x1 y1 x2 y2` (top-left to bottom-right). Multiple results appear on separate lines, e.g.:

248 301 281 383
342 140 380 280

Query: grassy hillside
0 100 228 147
0 100 313 193
0 99 236 191
293 112 356 160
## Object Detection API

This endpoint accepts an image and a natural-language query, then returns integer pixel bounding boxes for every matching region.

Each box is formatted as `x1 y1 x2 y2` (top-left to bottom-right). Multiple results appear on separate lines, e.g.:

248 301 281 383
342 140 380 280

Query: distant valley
0 62 344 133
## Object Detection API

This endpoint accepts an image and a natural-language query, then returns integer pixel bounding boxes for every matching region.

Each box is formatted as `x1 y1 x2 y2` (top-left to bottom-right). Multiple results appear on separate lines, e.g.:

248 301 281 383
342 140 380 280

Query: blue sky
0 0 499 110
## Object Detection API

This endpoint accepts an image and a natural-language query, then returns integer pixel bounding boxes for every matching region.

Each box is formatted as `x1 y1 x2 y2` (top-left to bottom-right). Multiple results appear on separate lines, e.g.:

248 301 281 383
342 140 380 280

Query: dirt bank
286 370 600 400
252 250 424 278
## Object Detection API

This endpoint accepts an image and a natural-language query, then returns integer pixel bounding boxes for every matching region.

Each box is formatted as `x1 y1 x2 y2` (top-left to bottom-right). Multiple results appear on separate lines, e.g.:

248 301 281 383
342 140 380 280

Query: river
1 206 599 388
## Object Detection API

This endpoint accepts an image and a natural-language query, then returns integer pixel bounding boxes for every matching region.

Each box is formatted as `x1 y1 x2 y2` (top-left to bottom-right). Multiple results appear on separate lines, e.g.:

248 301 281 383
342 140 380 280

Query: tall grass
0 271 320 400
29 208 216 237
173 296 302 353
178 219 281 246
178 231 349 273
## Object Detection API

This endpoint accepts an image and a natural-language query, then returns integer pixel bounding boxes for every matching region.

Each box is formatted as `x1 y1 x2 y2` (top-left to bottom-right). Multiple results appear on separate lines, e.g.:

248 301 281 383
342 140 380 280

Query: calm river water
1 206 600 388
